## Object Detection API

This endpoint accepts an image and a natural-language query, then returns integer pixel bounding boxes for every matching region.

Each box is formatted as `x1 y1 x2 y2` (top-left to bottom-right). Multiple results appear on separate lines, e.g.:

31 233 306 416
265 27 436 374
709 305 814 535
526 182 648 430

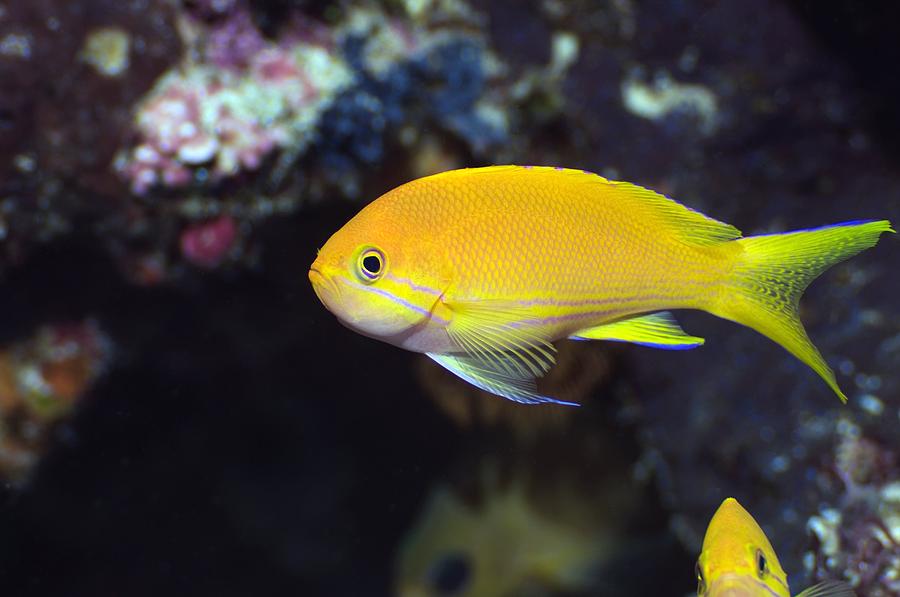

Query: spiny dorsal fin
605 178 742 246
428 165 742 247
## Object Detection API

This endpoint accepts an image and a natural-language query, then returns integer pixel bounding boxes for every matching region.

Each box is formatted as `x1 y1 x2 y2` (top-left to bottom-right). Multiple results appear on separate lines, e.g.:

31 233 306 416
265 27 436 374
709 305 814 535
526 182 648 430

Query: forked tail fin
712 220 893 402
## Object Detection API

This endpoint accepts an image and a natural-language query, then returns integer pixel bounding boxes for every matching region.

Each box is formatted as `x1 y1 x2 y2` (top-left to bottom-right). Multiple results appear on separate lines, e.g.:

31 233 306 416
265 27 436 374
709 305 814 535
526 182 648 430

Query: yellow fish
395 460 635 597
309 165 892 405
697 497 854 596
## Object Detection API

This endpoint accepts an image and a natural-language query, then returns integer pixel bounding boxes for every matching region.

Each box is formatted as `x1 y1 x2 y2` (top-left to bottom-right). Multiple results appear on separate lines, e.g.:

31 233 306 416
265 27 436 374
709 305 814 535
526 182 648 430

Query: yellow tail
712 220 894 402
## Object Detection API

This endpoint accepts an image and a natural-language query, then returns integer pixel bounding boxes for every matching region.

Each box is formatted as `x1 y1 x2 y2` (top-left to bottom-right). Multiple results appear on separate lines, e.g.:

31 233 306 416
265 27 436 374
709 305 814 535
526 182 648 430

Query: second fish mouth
705 574 770 597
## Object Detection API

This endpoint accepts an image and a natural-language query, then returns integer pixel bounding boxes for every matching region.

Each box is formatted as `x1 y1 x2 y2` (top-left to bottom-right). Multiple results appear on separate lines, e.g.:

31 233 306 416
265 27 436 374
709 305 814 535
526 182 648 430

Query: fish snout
308 266 341 313
394 587 429 597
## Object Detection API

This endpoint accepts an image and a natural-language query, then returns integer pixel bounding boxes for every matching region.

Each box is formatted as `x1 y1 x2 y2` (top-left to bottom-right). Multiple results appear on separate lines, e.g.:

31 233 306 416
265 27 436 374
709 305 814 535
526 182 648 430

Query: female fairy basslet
697 498 854 597
309 166 893 405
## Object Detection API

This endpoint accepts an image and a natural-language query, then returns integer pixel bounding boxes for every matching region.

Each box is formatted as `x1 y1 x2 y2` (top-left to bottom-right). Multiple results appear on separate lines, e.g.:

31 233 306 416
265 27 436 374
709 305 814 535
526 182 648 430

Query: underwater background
0 0 898 595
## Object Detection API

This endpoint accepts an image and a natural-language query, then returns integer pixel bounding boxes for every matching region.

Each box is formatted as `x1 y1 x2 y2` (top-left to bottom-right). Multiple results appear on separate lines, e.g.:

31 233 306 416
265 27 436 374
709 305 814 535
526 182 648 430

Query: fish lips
706 574 779 597
308 266 342 314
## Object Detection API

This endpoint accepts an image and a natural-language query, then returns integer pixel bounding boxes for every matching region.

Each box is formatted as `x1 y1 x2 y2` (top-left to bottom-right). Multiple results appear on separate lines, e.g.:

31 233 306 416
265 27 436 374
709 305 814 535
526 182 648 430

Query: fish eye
427 552 471 595
695 561 707 594
756 549 768 578
356 247 385 283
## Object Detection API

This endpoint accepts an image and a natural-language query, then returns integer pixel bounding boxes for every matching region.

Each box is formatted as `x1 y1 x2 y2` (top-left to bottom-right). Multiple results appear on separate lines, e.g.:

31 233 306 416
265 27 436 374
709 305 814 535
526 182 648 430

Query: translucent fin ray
606 179 741 246
427 353 579 406
444 299 557 380
713 219 893 402
794 579 856 597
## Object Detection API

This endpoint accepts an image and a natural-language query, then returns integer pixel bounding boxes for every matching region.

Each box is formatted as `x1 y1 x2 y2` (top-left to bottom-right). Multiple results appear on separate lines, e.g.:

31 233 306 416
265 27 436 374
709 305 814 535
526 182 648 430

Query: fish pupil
756 549 767 577
362 254 381 275
428 552 471 595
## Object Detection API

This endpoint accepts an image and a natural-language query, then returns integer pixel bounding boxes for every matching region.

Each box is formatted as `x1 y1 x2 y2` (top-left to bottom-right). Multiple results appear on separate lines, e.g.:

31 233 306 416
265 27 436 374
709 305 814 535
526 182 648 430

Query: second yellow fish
697 497 854 596
309 166 892 405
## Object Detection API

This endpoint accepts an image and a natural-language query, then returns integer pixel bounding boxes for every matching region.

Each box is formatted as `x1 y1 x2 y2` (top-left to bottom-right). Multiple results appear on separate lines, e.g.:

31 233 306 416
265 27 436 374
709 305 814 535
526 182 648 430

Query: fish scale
310 165 892 404
438 170 721 310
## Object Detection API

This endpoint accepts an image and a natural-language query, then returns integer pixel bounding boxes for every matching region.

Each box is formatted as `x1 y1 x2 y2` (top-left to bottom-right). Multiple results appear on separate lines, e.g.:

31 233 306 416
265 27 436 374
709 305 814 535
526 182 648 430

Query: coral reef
620 70 719 135
803 418 900 596
115 8 354 194
2 0 530 281
0 321 111 483
0 0 180 266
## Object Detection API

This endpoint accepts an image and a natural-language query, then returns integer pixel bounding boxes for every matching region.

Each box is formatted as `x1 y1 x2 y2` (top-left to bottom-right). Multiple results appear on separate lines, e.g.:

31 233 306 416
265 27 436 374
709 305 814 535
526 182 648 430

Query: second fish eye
427 552 471 595
756 549 767 577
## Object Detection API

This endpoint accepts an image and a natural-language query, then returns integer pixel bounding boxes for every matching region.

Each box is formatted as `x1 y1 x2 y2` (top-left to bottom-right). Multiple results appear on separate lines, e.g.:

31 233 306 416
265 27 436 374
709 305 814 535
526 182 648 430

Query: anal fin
569 312 704 350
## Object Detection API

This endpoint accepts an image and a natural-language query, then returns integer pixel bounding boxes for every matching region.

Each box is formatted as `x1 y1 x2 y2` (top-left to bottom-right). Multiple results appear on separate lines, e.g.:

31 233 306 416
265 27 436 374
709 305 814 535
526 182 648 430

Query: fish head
394 487 499 597
310 201 450 344
696 498 790 597
395 471 603 597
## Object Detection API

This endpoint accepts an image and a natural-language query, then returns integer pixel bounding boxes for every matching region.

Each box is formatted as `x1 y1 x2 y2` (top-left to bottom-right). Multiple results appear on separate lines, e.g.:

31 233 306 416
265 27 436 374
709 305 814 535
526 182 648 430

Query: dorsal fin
427 165 742 247
604 178 741 246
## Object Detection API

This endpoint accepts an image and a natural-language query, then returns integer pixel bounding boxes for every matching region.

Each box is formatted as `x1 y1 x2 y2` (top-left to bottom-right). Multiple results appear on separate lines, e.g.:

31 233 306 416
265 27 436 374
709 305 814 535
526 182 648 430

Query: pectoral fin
443 298 557 379
794 580 856 597
426 353 579 406
569 312 704 350
431 298 572 404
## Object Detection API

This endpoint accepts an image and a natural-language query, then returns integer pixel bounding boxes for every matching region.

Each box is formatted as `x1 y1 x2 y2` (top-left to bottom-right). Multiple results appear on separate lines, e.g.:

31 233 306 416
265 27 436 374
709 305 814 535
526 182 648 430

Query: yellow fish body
395 474 617 597
697 497 854 597
309 165 892 404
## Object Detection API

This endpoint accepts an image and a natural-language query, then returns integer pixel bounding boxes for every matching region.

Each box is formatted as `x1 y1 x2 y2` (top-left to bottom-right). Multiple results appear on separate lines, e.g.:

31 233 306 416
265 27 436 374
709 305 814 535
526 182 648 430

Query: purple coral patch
180 215 237 268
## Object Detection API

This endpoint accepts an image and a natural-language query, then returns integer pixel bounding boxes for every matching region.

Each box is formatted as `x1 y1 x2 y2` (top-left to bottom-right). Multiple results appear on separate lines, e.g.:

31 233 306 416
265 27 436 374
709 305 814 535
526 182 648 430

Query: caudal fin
713 219 893 402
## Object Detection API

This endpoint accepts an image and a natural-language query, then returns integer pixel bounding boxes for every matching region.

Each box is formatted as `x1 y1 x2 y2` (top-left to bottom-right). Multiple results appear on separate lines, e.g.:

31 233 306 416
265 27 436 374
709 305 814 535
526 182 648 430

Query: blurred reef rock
1 0 549 283
0 320 110 484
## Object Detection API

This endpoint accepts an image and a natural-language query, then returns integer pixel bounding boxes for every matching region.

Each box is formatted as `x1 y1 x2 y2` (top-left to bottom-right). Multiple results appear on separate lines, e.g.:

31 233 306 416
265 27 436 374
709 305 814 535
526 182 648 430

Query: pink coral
205 9 266 70
118 81 208 193
179 215 237 268
116 7 351 195
116 67 293 193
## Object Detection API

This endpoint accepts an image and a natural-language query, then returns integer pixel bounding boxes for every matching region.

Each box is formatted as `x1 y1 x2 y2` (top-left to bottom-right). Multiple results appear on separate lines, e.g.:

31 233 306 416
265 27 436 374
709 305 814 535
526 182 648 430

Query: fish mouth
395 587 428 597
308 266 341 312
706 574 776 597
